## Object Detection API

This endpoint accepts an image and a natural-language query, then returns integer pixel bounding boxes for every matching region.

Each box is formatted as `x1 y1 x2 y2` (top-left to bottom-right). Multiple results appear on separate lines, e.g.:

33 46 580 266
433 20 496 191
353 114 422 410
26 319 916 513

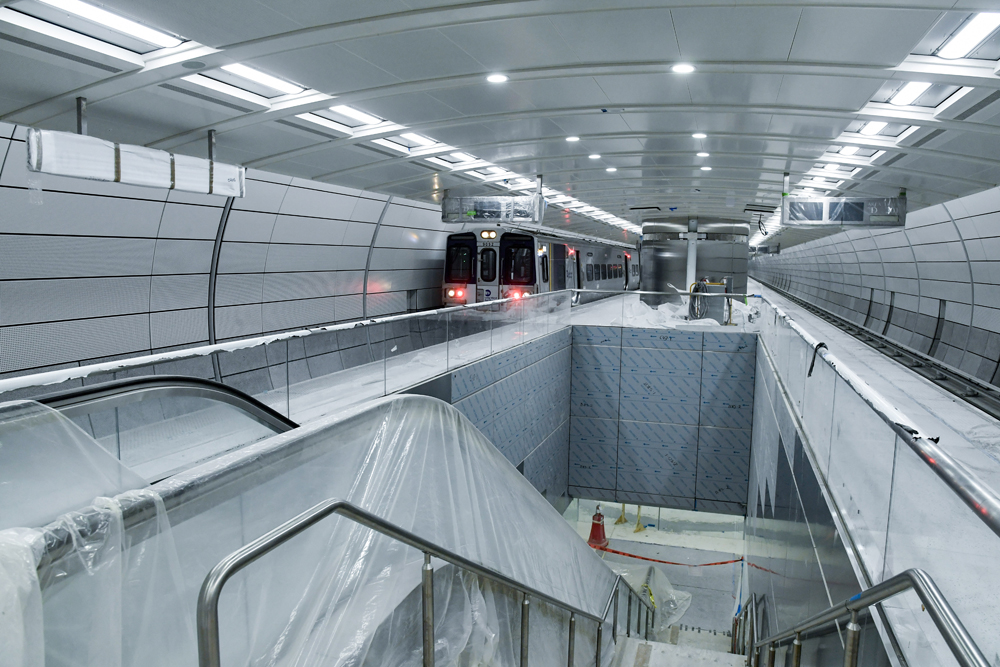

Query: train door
499 233 535 299
536 242 551 293
443 232 476 305
477 231 499 302
551 244 567 291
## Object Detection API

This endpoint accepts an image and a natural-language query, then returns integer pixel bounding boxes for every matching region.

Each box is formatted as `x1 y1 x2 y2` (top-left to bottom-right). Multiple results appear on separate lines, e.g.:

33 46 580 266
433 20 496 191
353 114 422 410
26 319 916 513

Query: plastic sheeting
14 395 618 667
606 563 692 640
0 528 44 667
0 401 147 531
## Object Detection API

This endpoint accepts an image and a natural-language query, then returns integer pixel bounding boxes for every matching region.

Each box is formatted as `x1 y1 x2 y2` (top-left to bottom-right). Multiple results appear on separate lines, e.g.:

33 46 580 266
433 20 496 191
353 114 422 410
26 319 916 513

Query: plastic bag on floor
607 562 692 636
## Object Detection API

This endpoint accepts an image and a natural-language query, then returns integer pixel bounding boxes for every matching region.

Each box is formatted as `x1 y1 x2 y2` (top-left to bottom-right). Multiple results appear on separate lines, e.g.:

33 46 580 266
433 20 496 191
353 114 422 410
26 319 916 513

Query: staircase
612 635 746 667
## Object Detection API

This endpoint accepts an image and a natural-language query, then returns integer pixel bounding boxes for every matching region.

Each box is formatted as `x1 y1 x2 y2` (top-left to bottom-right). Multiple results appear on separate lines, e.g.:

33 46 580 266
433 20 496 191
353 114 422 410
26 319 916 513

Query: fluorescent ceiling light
890 81 931 106
700 166 712 171
487 74 508 83
697 152 709 157
182 74 270 107
400 132 435 147
859 121 887 136
371 138 410 153
450 152 475 162
221 63 302 95
840 145 859 156
937 13 1000 59
566 136 580 142
35 0 182 47
824 163 842 171
330 105 381 126
589 154 601 159
671 64 695 73
692 133 707 139
606 167 617 172
296 113 352 134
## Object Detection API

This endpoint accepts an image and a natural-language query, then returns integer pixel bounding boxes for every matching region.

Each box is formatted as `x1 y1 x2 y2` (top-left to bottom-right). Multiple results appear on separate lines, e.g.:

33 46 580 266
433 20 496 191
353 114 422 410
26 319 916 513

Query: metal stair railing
734 569 988 667
197 497 655 667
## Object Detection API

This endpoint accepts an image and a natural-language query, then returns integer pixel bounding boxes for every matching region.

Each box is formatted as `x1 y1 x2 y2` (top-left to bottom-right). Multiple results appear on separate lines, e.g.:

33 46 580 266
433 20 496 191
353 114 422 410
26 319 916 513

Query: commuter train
442 225 639 305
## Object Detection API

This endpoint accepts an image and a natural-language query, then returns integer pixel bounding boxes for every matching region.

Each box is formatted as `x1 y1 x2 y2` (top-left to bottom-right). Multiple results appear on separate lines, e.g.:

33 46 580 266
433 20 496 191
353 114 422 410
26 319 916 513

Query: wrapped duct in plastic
11 395 617 667
26 128 245 197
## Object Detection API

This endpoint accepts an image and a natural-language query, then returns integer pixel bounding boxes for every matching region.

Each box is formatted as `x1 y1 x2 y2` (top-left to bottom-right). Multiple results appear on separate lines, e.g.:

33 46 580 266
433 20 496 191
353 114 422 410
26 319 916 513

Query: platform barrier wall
567 326 756 515
0 122 445 378
755 297 1000 667
451 328 571 503
747 342 887 667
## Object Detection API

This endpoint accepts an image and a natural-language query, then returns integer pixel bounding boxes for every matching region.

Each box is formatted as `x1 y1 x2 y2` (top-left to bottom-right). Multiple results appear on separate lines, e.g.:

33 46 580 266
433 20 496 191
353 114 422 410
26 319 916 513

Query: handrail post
567 612 576 667
843 611 860 667
626 593 632 637
791 633 802 667
521 593 530 667
422 553 434 667
647 607 653 640
595 621 603 667
612 587 619 641
765 643 775 667
636 603 641 635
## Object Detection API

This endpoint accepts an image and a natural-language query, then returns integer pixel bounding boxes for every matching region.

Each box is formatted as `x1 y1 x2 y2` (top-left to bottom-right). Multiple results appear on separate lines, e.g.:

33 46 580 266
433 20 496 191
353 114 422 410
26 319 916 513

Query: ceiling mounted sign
26 128 245 197
782 196 905 228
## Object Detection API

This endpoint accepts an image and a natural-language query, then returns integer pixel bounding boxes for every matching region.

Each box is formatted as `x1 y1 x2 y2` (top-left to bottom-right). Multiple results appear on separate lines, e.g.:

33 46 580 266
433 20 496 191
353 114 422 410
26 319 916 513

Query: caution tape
591 544 743 567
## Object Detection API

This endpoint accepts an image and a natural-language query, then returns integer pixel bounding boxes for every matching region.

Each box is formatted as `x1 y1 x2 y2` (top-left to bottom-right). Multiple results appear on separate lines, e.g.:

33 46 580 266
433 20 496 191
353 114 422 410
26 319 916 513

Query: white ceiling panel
671 7 802 62
549 9 681 63
685 74 784 106
250 44 402 94
340 29 486 81
788 8 941 66
437 17 581 72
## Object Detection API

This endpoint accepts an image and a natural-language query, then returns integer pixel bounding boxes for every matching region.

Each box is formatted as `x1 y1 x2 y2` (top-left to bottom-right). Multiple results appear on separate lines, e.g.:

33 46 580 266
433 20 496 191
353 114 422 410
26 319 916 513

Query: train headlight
447 289 456 297
480 231 489 239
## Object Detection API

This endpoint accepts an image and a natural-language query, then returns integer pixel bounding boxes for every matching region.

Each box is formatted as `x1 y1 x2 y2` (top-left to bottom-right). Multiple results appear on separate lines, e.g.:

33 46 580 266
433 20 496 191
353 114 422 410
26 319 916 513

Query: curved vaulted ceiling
3 0 1000 245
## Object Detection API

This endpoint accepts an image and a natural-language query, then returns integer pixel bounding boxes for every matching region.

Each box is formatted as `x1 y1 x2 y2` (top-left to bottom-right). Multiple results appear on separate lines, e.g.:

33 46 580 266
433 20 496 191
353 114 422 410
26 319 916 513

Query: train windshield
445 235 476 283
480 248 497 282
500 234 535 286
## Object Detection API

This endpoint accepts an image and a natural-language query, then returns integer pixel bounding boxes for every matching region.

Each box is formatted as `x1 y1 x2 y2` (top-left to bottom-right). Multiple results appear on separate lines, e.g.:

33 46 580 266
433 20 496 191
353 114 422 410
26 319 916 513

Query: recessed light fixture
692 133 707 139
859 121 888 136
700 166 712 171
566 136 580 142
34 0 183 47
839 146 859 156
890 81 932 106
697 152 710 157
606 167 617 172
487 74 509 83
589 154 601 159
824 163 842 171
221 64 303 95
937 13 1000 59
671 64 696 74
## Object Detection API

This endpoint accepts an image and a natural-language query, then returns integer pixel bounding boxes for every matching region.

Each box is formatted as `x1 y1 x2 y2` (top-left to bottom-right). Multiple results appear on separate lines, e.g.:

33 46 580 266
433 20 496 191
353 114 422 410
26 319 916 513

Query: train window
445 244 474 283
541 255 549 283
601 264 608 281
501 245 535 285
586 264 594 282
480 248 497 282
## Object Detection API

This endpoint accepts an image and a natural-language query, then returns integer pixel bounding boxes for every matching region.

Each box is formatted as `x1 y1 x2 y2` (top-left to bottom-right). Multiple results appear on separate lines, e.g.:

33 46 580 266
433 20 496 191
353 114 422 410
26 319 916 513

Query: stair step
613 637 746 667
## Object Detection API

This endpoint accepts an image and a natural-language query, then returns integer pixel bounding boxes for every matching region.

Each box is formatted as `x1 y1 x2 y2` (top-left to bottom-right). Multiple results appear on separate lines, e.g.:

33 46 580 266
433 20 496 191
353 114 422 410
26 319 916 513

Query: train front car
443 228 503 305
498 232 540 300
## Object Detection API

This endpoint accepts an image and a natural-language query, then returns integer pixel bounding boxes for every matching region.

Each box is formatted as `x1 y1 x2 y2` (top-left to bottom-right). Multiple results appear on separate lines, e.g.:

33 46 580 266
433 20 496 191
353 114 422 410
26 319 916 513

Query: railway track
761 281 1000 423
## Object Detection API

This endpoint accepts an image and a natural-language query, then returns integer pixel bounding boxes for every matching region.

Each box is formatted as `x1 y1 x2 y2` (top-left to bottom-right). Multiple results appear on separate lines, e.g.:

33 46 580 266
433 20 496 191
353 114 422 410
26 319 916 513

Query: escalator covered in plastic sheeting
6 394 618 667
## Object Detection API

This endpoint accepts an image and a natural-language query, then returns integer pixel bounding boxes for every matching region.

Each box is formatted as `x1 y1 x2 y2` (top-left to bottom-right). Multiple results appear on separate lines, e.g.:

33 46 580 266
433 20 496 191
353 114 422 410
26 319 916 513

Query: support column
75 97 87 135
685 218 698 292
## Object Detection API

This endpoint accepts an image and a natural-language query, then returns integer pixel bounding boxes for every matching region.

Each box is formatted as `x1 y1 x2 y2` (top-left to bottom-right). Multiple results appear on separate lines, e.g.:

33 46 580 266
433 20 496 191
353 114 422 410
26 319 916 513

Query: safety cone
587 504 609 549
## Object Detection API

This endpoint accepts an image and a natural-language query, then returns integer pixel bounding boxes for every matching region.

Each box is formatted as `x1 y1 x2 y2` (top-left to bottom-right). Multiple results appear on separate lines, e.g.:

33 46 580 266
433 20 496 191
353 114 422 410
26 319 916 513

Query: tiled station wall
751 185 1000 385
0 122 447 377
567 326 756 516
451 329 571 502
748 338 889 665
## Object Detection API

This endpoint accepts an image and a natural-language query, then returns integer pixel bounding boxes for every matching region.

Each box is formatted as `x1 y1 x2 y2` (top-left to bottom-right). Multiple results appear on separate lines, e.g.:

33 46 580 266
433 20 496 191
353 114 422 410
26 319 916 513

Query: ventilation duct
26 128 245 197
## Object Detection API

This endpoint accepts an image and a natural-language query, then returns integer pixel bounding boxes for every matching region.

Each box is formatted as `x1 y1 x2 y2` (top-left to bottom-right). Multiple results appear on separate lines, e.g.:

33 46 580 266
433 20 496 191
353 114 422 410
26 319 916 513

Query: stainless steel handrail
749 569 988 667
197 497 654 667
